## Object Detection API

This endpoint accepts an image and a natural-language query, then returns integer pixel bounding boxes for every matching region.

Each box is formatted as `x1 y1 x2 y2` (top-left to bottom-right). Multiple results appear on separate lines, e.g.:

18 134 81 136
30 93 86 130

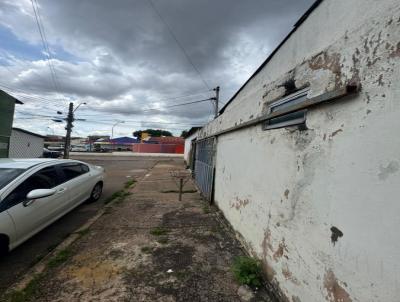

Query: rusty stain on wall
273 238 289 261
309 52 342 86
230 197 250 210
309 52 342 75
324 269 352 302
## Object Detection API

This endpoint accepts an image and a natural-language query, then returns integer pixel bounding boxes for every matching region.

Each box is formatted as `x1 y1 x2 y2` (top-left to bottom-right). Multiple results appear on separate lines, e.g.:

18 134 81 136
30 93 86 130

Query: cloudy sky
0 0 314 137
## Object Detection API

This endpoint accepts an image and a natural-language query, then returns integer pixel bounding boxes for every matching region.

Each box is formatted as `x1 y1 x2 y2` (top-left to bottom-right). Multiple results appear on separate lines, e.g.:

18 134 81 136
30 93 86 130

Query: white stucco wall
184 131 198 163
198 0 400 301
9 129 44 158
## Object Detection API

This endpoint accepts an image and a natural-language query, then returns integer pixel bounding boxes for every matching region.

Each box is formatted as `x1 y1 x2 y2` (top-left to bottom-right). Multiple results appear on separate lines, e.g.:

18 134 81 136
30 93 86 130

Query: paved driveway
0 155 177 294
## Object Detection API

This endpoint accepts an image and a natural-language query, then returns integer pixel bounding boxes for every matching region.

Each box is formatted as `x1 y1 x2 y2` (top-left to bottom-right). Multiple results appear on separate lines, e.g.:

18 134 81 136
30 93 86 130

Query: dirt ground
4 160 273 302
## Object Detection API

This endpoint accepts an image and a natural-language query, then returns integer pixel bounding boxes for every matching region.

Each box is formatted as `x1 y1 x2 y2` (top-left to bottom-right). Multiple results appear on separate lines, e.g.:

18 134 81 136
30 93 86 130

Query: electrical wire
146 0 210 90
30 0 61 95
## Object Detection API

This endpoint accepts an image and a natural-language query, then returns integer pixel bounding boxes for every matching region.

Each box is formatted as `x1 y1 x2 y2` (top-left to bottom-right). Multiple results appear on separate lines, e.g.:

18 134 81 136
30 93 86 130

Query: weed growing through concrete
6 273 44 302
104 190 131 205
124 179 136 189
202 203 211 214
47 248 73 268
150 227 169 236
232 256 263 288
76 228 90 237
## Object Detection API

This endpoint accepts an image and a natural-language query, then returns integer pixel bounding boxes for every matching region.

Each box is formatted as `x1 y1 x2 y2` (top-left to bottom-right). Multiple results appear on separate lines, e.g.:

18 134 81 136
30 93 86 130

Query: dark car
42 148 61 158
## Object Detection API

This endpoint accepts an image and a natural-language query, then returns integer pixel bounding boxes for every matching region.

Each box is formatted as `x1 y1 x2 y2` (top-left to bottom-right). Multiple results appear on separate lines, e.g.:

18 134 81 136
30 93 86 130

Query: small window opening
263 88 309 130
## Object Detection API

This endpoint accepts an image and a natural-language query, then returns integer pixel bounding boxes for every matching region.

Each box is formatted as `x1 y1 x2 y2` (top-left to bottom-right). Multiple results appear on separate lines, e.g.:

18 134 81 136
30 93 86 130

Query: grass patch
104 190 131 205
232 256 263 288
6 273 44 302
124 179 136 189
76 228 90 237
140 246 153 253
202 204 211 214
150 227 169 236
47 248 73 268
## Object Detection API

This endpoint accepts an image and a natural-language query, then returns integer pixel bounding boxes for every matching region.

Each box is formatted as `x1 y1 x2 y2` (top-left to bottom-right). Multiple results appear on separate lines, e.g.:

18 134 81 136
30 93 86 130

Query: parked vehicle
0 159 105 255
70 145 88 152
47 146 64 152
42 148 61 158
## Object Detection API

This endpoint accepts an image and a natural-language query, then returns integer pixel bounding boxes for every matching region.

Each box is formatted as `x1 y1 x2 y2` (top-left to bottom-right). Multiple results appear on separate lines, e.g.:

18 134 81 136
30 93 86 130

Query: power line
146 0 210 90
136 97 213 113
163 97 213 109
30 0 61 94
15 109 205 127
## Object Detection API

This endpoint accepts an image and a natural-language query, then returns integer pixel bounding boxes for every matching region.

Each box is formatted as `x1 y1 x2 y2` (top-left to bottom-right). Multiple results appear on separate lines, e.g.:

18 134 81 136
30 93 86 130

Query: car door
58 163 92 208
4 165 67 246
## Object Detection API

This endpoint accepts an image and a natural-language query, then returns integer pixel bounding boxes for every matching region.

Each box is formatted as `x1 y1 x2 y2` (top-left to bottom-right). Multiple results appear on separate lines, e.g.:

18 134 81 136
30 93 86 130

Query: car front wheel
89 182 103 202
0 237 9 257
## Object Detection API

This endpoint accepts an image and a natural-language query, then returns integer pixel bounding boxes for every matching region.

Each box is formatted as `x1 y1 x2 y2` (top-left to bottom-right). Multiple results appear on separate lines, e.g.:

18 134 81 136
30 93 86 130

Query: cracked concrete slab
4 160 273 302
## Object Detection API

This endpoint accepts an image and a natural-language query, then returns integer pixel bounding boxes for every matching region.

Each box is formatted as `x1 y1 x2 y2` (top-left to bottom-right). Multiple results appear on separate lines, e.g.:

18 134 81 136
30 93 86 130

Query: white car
70 145 88 152
0 159 104 255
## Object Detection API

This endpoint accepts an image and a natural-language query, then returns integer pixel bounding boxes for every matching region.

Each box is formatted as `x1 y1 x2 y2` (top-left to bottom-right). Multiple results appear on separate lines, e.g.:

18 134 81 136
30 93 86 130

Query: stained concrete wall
198 0 400 301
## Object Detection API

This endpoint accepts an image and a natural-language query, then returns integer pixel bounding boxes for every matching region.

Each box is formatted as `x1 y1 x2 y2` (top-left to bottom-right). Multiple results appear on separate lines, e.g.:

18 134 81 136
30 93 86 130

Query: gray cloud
1 0 314 136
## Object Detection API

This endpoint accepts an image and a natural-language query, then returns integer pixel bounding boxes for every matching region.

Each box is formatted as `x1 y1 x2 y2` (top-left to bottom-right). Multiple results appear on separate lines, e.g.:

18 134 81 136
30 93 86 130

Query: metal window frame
263 88 309 130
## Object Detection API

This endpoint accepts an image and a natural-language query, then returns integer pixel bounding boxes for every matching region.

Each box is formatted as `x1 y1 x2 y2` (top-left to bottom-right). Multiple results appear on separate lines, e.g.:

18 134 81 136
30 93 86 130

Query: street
0 155 176 295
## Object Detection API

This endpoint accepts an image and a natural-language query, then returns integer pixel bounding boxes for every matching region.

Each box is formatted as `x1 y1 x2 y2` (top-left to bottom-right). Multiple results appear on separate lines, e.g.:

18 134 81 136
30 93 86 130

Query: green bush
232 256 263 288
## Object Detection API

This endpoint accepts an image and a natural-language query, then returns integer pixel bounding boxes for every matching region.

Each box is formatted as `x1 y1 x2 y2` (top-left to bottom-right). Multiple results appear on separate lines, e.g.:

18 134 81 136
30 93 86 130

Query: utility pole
63 102 74 159
112 121 125 139
212 86 220 119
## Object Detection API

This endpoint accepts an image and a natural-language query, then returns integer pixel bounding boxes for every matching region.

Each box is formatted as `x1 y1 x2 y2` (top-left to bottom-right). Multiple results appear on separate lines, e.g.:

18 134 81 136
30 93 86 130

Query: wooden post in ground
179 178 183 201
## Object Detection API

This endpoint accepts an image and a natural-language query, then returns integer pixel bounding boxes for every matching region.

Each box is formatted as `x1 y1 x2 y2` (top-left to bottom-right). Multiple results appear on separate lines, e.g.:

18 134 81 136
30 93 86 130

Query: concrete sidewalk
5 160 272 302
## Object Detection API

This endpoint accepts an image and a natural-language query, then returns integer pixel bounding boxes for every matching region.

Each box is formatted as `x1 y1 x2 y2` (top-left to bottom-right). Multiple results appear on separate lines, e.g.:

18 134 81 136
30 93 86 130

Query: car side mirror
25 189 56 203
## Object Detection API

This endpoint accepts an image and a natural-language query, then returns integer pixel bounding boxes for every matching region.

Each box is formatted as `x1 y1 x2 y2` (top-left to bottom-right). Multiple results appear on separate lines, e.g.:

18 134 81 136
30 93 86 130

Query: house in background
93 136 139 152
132 136 184 154
183 127 201 169
194 0 400 301
9 128 44 158
0 90 22 158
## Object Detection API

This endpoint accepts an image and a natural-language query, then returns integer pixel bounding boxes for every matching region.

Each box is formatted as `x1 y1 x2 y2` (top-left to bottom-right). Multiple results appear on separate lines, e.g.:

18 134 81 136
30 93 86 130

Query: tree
180 130 188 137
133 129 173 138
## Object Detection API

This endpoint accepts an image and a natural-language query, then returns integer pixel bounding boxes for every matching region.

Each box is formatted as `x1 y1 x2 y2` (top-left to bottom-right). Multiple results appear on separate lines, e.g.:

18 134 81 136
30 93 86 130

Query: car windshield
0 168 26 190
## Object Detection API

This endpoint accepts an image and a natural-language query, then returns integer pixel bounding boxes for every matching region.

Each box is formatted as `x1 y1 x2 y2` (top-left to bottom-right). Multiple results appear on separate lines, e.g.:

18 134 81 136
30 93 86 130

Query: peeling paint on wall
230 197 251 210
198 1 400 301
324 269 352 302
330 226 343 245
273 238 289 261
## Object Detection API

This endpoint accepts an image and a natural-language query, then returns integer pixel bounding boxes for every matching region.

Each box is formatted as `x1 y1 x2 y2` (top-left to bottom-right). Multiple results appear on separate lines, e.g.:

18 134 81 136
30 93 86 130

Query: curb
5 162 159 295
9 208 106 292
